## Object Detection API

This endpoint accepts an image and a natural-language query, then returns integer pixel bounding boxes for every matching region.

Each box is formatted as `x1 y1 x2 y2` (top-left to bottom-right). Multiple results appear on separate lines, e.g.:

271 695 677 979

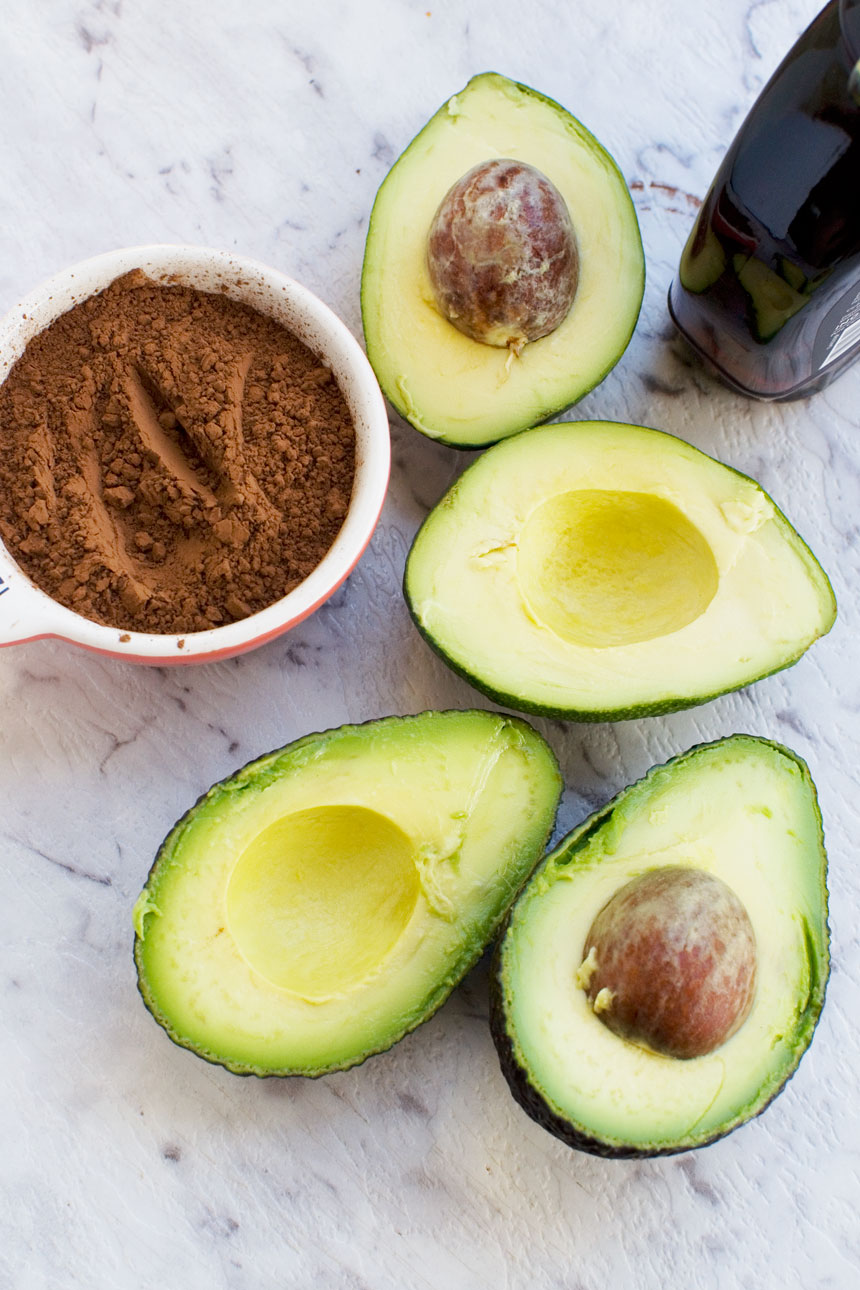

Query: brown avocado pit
580 866 757 1060
425 158 578 352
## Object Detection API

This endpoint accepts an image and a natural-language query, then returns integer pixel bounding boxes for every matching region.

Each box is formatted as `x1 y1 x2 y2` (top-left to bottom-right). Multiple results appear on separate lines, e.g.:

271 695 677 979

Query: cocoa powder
0 271 355 634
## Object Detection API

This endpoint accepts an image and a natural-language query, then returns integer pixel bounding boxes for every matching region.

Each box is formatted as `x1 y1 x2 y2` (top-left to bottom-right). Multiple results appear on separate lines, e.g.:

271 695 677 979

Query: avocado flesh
361 73 644 447
404 421 836 720
134 710 561 1077
492 735 830 1157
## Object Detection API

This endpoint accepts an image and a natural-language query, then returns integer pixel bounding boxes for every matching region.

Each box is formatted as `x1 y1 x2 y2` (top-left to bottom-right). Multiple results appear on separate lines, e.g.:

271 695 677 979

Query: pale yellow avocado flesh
361 73 644 446
496 736 829 1153
225 806 421 999
404 421 836 719
134 711 561 1076
516 488 720 648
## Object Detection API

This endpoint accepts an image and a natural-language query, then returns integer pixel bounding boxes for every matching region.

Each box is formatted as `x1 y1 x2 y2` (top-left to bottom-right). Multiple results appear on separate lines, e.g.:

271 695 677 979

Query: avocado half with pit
133 709 561 1077
491 735 830 1157
404 420 836 721
361 72 644 447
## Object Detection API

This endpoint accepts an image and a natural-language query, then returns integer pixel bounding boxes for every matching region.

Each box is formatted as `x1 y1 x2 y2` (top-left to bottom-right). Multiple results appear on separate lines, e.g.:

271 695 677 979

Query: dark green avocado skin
488 735 831 1158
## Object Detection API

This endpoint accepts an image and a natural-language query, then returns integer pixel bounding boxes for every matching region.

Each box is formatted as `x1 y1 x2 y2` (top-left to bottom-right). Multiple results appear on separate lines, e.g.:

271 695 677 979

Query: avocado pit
580 866 757 1059
426 158 578 351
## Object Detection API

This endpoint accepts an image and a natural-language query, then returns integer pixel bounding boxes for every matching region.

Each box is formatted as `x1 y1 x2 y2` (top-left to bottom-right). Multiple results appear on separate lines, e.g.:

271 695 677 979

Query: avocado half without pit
491 735 830 1157
361 72 644 447
404 420 836 721
133 710 561 1077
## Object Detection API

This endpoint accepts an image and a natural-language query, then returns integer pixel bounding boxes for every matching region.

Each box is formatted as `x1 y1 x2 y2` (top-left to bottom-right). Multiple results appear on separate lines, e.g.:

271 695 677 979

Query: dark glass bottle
669 0 860 400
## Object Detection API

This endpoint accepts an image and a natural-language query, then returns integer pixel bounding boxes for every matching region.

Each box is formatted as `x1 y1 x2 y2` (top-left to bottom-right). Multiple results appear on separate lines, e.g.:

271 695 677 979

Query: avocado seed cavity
426 159 578 352
580 867 757 1060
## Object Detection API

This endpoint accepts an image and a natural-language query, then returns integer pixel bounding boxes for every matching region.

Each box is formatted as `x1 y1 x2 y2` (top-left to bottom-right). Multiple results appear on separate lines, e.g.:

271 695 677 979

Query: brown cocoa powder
0 271 355 634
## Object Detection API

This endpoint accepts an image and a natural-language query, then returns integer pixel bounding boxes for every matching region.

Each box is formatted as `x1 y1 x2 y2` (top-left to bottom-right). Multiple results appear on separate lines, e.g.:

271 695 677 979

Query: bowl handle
0 549 64 646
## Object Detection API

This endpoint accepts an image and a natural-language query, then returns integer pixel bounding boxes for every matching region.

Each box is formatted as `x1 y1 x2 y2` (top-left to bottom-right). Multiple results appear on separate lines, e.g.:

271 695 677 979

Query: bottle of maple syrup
669 0 860 399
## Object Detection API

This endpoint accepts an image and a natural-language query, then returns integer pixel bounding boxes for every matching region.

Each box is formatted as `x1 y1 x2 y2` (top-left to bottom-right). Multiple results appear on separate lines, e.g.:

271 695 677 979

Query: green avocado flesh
361 72 644 447
404 420 836 721
133 710 561 1077
491 735 830 1157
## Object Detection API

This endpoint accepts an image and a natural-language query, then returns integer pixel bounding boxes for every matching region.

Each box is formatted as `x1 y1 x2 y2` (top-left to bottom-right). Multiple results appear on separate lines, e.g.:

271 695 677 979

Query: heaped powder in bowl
0 270 356 634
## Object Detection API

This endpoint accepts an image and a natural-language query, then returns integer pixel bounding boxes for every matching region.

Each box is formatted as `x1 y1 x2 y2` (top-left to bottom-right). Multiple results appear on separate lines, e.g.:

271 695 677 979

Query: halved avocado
491 735 830 1157
361 72 644 447
404 420 836 721
133 709 561 1077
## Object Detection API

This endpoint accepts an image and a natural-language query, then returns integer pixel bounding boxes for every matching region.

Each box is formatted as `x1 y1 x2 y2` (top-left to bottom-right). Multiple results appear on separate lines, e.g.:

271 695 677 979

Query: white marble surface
1 1 858 1286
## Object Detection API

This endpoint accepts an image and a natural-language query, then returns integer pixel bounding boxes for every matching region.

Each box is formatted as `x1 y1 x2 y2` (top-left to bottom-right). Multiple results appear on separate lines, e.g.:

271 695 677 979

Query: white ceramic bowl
0 245 390 664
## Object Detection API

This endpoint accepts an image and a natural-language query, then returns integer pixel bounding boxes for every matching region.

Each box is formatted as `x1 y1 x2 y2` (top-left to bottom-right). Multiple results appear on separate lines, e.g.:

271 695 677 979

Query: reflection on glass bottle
669 0 860 399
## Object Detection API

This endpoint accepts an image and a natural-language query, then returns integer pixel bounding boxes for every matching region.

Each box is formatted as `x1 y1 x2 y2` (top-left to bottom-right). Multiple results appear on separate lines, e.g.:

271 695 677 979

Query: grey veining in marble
1 1 858 1287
